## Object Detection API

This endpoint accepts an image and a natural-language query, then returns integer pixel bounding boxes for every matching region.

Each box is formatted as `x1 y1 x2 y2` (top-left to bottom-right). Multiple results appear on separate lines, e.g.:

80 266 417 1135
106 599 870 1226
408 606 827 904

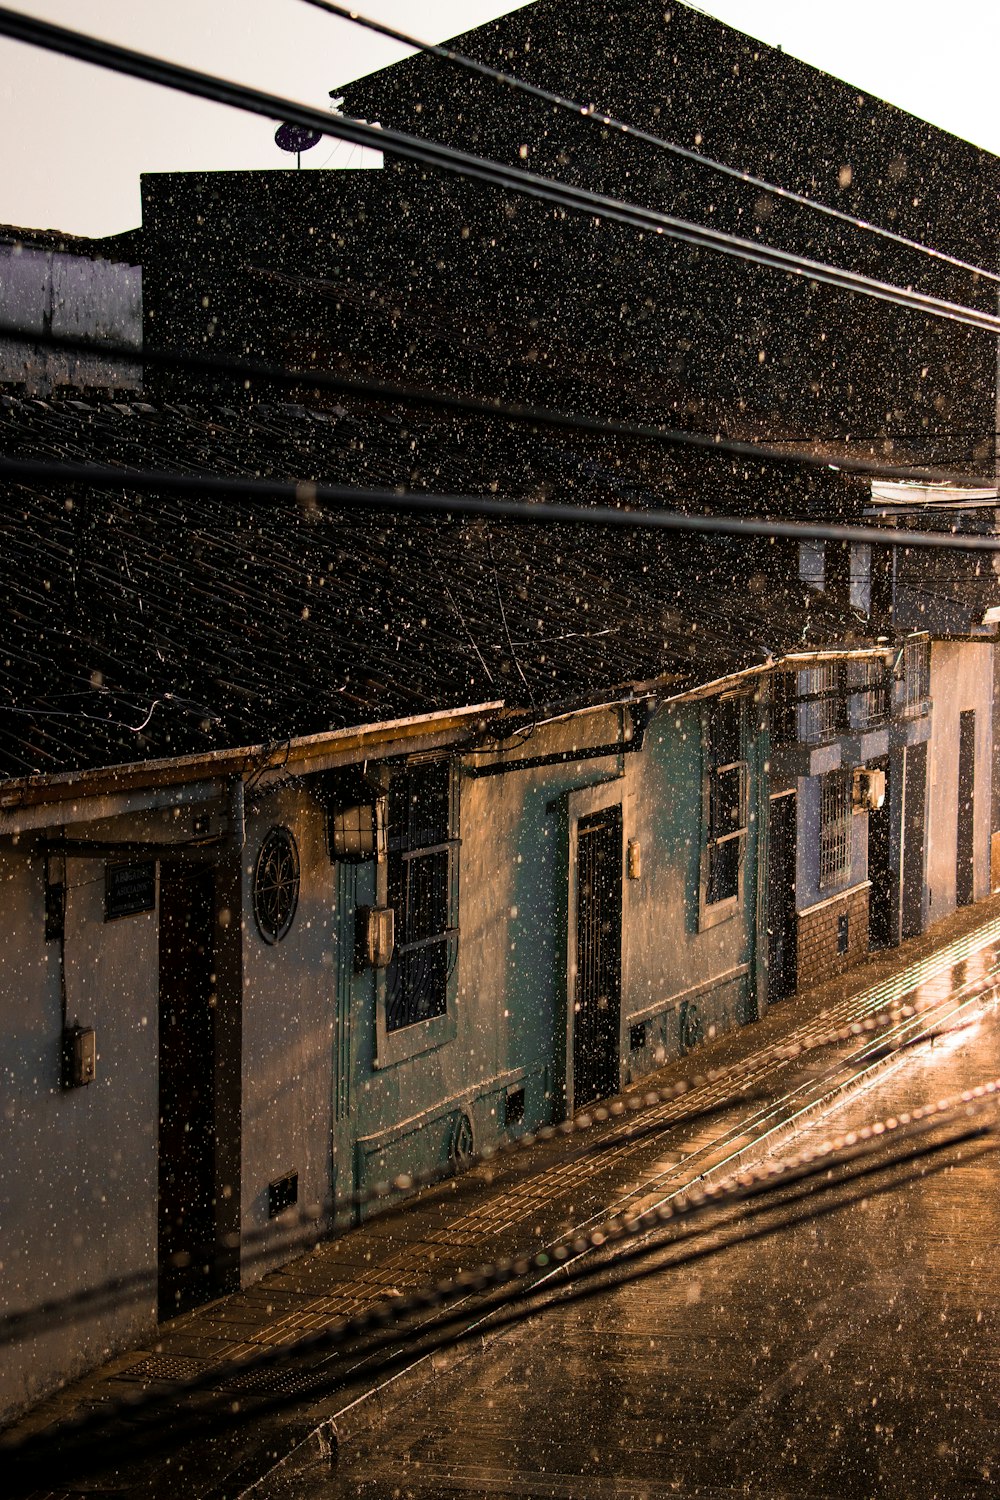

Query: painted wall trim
355 1064 541 1156
798 880 872 919
627 964 751 1027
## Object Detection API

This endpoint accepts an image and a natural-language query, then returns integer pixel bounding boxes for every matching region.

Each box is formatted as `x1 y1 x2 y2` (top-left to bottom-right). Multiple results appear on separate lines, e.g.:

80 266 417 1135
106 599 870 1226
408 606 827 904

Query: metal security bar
385 761 459 1032
800 663 844 743
850 659 890 728
820 773 852 887
903 636 931 717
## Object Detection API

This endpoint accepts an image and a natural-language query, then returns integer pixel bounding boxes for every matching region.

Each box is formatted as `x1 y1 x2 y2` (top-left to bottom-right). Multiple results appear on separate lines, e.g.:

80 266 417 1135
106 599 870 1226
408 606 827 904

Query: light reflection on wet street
278 954 1000 1499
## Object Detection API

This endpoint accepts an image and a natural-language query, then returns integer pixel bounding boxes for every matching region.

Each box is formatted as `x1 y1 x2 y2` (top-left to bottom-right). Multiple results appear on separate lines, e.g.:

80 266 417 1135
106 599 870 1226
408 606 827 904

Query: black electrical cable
2 455 999 554
305 0 1000 289
4 1117 987 1479
0 326 994 492
1 9 998 337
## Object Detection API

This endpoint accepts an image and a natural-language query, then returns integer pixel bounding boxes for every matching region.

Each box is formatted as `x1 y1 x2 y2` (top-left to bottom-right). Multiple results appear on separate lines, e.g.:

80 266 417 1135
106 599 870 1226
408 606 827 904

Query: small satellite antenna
275 122 322 170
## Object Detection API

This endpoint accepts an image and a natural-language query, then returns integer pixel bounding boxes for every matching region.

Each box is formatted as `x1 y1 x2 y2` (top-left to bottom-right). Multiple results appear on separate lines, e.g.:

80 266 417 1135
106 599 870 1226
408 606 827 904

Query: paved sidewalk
10 894 1000 1500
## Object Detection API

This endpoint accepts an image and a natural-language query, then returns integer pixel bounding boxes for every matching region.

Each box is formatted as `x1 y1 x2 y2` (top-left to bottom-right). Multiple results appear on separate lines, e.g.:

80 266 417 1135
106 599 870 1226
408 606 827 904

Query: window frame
374 758 460 1068
700 696 749 929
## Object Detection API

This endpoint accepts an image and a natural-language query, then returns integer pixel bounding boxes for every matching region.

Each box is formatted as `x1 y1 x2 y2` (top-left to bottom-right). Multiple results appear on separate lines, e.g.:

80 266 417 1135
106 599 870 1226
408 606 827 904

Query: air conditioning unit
852 767 886 812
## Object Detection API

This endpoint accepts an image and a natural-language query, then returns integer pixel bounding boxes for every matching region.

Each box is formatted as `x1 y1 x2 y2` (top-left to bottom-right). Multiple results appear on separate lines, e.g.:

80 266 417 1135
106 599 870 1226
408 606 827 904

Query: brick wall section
797 886 870 992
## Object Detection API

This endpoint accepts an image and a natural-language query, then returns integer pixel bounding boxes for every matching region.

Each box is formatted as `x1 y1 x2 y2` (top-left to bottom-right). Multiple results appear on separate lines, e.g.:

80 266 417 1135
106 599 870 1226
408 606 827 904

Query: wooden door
901 743 927 939
957 710 976 907
767 793 798 1003
158 865 218 1320
574 808 622 1108
867 757 893 949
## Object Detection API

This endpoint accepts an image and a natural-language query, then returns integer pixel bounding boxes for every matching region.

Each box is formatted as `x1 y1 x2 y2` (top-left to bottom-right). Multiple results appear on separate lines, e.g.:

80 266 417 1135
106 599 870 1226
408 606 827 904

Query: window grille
385 760 459 1032
850 659 889 728
819 774 851 888
903 637 931 717
798 663 843 743
705 698 747 905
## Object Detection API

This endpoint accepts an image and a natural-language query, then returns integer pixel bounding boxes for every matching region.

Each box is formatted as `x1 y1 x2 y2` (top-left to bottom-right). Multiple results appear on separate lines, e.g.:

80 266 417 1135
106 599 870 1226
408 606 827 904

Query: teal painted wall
329 695 766 1216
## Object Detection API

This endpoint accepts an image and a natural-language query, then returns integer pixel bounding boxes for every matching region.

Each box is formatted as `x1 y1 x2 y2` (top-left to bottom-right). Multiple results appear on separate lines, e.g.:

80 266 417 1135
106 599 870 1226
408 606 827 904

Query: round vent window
253 828 300 944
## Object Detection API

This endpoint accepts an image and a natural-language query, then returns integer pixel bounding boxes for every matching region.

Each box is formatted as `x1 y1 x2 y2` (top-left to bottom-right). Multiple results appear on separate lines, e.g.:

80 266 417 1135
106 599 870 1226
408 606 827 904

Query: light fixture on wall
316 762 390 863
329 798 387 862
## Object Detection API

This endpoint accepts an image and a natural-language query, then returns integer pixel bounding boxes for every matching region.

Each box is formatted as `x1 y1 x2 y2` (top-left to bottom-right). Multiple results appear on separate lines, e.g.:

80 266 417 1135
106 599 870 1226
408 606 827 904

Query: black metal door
957 710 976 907
867 756 893 948
574 808 622 1108
766 793 797 1003
158 865 217 1320
902 743 927 939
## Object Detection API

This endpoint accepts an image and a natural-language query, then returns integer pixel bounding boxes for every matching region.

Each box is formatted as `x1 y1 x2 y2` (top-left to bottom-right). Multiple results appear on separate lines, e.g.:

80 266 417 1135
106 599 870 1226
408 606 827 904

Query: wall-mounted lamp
329 797 387 862
316 764 390 863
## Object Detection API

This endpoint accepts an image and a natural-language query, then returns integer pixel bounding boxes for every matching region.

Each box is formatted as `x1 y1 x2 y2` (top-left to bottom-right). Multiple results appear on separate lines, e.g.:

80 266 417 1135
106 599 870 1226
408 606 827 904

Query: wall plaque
105 861 156 921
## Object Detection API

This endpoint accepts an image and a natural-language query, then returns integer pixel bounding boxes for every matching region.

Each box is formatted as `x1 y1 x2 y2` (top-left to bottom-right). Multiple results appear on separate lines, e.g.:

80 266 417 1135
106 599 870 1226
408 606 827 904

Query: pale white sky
0 1 997 237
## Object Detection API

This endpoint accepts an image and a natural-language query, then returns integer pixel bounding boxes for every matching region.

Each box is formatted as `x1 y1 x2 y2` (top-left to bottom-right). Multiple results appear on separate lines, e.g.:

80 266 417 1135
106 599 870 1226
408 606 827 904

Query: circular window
253 828 300 944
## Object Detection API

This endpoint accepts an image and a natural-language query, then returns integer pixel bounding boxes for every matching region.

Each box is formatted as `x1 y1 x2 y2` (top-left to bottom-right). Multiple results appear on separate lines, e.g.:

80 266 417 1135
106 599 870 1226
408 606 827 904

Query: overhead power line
0 325 994 493
1 9 999 338
3 456 1000 556
305 0 1000 289
3 1101 988 1475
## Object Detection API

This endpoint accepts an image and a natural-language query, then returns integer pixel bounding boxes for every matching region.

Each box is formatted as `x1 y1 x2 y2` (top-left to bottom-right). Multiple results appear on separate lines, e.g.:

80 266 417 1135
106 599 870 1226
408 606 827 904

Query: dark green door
158 865 217 1320
574 808 622 1108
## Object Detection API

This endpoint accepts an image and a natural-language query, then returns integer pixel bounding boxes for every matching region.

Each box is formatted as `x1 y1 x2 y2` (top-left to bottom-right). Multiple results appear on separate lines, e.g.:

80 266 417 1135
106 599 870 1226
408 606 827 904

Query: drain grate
222 1363 334 1397
122 1354 208 1383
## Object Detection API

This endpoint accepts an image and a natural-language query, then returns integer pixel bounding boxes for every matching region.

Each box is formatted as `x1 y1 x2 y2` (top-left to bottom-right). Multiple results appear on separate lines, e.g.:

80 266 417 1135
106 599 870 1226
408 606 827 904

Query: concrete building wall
926 642 994 924
0 837 159 1423
0 690 763 1410
622 699 761 1075
0 242 142 394
239 789 338 1265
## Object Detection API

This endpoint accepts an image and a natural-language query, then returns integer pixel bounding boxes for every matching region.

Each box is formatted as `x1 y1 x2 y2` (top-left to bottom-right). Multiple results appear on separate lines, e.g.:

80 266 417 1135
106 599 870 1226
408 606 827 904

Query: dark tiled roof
0 393 869 780
0 223 142 264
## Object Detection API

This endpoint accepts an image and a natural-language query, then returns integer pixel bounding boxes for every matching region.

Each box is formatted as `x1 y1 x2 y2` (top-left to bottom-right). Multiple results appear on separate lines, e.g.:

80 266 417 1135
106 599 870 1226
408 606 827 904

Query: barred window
819 774 852 888
385 760 459 1032
903 636 931 717
799 663 844 744
705 698 747 906
850 658 889 728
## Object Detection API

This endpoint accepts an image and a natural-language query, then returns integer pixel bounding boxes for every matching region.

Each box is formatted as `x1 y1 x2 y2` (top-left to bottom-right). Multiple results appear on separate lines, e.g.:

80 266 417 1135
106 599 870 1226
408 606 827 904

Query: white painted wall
926 642 994 923
0 242 142 393
0 838 158 1422
239 789 337 1264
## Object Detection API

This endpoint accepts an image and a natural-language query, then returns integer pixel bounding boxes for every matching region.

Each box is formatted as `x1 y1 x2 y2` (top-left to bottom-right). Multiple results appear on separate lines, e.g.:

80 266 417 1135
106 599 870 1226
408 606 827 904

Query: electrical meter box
62 1025 96 1089
356 906 395 970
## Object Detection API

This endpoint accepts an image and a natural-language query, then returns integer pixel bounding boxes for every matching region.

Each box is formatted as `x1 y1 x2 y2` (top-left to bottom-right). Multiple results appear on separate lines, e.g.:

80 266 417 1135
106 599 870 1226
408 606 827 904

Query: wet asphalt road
265 959 1000 1500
